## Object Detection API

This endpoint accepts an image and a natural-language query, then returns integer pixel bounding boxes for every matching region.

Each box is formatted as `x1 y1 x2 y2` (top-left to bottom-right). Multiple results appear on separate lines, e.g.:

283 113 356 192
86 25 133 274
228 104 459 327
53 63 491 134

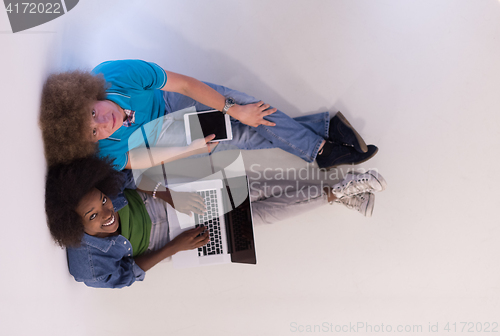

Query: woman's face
76 188 120 237
89 100 126 142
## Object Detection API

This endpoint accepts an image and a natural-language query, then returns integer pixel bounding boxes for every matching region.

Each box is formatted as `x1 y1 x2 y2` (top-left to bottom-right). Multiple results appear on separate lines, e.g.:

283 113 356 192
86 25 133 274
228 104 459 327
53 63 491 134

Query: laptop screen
222 176 257 264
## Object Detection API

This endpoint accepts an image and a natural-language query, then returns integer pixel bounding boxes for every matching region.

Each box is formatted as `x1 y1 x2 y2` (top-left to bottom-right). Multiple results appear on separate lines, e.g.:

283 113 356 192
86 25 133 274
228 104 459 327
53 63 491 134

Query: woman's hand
170 226 209 253
134 225 209 271
187 134 218 155
228 101 277 127
170 190 206 216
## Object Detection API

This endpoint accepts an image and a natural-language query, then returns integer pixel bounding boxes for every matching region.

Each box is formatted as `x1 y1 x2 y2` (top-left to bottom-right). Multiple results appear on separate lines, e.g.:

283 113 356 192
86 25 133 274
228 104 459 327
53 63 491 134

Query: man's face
89 100 125 142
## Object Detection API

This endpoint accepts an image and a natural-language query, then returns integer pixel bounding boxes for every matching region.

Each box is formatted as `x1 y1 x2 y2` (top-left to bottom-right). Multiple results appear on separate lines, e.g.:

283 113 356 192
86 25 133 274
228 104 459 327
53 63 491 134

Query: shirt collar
81 233 120 253
122 109 136 127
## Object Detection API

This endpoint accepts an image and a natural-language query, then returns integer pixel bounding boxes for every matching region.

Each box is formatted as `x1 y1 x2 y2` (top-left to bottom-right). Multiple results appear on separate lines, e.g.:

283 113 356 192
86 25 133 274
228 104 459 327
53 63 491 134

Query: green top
117 189 152 257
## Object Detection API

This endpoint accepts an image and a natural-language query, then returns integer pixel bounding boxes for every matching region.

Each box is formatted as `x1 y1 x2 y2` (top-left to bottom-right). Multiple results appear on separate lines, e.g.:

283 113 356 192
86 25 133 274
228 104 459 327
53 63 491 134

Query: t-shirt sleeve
98 150 128 171
92 59 168 90
114 152 129 171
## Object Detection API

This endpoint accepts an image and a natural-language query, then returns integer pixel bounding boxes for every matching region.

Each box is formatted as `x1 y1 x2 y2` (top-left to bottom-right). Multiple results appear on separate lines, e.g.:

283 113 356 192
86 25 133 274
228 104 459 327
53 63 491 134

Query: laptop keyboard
195 189 224 257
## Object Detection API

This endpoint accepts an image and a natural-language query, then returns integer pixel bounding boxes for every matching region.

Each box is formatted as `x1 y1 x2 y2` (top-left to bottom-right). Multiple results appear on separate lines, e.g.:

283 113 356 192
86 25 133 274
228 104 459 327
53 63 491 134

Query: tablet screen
188 111 228 141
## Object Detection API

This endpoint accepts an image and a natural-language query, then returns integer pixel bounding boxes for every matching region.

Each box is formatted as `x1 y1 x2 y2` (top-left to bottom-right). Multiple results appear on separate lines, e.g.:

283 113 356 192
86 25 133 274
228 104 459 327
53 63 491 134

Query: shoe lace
337 193 367 210
335 177 372 197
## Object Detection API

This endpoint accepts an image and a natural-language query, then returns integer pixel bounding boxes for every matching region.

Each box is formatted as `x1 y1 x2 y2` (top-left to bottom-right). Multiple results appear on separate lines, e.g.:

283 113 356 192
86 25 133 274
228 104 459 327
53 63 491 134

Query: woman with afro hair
45 154 386 288
45 155 210 288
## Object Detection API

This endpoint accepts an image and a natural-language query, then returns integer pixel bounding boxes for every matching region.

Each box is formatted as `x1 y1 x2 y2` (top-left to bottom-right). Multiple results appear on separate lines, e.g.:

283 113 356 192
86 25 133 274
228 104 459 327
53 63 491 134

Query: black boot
329 112 368 153
316 142 378 170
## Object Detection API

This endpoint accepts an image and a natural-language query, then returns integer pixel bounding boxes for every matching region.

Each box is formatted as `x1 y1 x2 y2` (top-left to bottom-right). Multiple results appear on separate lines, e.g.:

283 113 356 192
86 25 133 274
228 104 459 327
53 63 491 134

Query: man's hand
160 71 277 128
169 226 209 253
228 101 277 127
187 134 218 155
170 191 206 216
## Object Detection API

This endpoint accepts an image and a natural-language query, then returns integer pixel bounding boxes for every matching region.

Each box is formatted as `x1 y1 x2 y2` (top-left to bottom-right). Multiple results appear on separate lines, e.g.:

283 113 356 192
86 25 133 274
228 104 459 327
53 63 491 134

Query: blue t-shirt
92 60 168 170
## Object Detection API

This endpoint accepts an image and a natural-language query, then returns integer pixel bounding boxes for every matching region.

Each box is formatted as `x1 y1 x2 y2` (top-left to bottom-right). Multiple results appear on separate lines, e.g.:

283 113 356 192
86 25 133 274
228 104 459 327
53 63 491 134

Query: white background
1 1 500 335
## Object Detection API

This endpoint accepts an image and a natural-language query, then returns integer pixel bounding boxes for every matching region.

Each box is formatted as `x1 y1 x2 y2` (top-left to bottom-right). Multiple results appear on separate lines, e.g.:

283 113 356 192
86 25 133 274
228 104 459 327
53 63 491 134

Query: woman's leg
249 180 330 225
163 83 330 163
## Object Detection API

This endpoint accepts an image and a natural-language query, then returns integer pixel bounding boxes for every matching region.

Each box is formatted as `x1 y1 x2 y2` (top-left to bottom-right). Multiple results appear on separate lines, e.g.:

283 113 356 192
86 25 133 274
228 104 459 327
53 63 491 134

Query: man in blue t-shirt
41 59 377 170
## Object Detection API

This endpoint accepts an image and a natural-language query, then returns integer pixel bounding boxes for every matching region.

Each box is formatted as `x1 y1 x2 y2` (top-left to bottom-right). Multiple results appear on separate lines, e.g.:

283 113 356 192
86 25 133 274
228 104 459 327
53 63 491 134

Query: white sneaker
332 170 387 198
336 192 375 217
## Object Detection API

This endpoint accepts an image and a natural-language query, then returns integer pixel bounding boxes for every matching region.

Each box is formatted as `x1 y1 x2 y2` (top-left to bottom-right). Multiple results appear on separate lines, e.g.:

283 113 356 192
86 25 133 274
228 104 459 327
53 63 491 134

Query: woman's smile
103 213 116 227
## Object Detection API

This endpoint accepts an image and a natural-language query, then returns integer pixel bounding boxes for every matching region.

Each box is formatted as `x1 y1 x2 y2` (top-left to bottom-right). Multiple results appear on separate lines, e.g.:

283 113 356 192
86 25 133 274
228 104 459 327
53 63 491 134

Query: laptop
167 175 257 268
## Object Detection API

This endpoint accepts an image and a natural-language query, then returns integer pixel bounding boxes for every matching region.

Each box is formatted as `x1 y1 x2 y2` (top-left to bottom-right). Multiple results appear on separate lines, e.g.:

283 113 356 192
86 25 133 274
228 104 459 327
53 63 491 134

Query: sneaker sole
336 112 368 153
365 169 388 192
362 193 375 217
321 146 379 171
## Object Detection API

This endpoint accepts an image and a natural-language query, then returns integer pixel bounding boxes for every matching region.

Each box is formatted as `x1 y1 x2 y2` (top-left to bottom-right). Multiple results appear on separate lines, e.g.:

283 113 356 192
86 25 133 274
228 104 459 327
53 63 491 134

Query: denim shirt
66 170 145 289
111 169 139 212
66 234 145 288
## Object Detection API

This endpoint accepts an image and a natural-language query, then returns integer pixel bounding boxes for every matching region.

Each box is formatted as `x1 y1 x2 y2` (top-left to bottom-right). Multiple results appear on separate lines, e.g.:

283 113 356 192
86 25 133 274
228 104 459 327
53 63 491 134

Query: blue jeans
163 82 330 163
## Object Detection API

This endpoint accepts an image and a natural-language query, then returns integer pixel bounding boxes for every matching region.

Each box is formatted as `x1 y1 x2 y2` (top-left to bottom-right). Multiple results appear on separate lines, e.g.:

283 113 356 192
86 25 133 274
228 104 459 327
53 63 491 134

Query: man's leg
163 83 329 163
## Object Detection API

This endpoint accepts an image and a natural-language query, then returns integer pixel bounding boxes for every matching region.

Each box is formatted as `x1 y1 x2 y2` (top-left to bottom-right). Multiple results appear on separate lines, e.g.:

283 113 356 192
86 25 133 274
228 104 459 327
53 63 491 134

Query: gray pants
138 180 329 251
249 180 328 225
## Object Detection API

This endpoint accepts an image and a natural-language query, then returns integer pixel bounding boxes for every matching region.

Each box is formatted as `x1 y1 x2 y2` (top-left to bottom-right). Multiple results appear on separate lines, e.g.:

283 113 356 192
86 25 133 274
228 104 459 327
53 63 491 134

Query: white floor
1 1 500 335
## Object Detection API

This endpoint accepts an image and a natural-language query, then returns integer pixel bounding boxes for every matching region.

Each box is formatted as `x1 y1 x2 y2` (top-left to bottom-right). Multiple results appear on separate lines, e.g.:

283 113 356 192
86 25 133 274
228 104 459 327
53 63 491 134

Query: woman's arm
134 225 209 272
161 70 277 127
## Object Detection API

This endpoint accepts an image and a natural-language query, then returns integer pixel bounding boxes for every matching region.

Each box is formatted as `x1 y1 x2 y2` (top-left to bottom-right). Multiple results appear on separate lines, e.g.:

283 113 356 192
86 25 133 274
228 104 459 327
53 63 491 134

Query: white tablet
184 110 233 145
